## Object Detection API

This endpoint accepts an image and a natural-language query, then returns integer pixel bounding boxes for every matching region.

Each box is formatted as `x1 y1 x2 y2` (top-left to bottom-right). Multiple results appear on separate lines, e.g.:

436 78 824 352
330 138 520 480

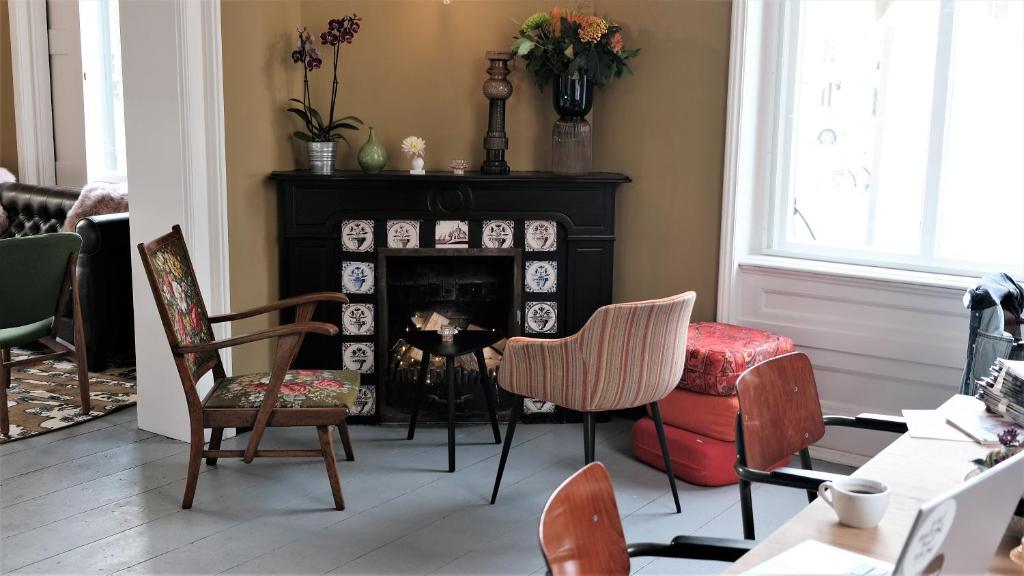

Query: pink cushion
679 322 795 396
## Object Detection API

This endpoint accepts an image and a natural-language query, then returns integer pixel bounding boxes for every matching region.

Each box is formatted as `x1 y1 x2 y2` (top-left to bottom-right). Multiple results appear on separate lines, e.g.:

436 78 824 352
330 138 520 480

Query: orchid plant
288 16 363 144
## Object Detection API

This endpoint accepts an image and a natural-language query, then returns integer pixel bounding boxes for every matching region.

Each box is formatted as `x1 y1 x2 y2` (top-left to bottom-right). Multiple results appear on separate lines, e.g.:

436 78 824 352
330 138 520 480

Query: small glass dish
449 160 470 175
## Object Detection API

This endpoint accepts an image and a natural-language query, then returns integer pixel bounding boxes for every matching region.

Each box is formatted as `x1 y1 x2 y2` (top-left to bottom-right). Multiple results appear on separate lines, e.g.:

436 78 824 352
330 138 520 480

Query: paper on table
902 409 974 442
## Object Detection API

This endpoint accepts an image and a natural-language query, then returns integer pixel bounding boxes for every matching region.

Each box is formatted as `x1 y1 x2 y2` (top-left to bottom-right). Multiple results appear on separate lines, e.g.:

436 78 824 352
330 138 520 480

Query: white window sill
737 254 978 293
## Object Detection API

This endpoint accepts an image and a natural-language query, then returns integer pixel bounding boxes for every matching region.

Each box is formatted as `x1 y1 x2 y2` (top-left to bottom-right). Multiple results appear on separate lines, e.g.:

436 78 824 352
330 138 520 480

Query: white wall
724 260 969 465
120 0 230 442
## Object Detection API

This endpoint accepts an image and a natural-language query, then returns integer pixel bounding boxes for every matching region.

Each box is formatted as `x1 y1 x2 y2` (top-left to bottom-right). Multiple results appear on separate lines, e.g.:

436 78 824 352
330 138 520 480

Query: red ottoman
680 322 796 396
632 418 788 487
653 388 738 442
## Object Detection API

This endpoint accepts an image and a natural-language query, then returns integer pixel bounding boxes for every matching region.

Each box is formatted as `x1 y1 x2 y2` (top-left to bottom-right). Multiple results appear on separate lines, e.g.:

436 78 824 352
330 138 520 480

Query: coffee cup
817 477 890 528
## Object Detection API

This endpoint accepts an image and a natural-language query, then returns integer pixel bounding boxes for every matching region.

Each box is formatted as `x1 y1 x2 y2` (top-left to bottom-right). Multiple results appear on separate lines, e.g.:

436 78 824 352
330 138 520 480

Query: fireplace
271 170 628 423
377 248 521 423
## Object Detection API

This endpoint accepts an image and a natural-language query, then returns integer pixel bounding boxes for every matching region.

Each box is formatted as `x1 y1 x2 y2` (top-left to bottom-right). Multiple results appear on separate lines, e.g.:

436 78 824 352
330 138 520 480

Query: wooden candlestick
481 51 513 175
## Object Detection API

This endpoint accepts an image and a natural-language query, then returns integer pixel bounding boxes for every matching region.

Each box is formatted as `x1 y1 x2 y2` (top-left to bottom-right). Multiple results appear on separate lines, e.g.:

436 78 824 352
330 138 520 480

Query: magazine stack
977 358 1024 426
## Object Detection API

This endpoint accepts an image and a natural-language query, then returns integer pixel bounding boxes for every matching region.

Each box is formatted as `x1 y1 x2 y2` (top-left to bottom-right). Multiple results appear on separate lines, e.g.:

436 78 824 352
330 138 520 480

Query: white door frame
7 0 56 185
121 0 233 441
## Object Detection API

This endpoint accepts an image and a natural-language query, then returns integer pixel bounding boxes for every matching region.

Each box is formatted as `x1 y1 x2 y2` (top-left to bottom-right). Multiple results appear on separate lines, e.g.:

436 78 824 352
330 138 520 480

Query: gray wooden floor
0 407 852 575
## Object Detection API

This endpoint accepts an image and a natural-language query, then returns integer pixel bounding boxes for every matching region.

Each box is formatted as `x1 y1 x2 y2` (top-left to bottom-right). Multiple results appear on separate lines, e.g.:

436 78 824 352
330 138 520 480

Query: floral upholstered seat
205 369 360 409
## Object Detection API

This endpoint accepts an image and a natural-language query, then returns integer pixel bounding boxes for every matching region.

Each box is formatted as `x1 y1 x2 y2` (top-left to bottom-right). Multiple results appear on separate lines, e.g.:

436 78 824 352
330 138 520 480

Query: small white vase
410 156 425 175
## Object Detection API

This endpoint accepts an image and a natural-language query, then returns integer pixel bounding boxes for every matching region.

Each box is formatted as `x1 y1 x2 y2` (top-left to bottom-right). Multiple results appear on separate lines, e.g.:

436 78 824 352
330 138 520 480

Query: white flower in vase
402 136 426 174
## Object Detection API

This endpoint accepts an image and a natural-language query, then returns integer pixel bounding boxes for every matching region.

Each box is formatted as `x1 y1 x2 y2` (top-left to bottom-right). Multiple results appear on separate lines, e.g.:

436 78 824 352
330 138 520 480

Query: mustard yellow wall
222 1 731 373
0 0 18 176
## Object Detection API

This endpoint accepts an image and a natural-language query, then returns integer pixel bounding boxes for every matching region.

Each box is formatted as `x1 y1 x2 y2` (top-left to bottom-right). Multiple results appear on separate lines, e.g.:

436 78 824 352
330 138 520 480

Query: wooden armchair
540 462 753 576
734 352 907 539
138 226 359 510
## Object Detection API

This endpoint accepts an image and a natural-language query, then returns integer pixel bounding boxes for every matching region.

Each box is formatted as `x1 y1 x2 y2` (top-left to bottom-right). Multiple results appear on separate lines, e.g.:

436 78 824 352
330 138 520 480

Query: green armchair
0 233 90 436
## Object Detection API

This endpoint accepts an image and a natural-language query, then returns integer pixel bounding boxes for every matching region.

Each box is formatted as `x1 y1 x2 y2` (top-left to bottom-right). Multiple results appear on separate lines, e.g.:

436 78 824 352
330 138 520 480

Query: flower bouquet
288 16 364 174
970 427 1024 538
511 6 639 174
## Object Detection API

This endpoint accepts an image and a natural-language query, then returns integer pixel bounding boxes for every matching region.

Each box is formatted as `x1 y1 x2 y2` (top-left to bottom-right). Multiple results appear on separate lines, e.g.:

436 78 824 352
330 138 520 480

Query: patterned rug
1 347 136 443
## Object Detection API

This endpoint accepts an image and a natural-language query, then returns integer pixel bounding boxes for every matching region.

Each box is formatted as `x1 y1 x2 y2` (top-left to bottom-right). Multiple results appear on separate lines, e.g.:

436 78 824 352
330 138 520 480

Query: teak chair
492 292 696 513
539 462 753 576
734 352 907 539
138 226 359 510
0 233 90 436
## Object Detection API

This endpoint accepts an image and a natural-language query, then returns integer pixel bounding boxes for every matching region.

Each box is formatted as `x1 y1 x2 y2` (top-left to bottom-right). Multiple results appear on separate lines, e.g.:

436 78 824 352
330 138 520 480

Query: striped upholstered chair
490 292 696 513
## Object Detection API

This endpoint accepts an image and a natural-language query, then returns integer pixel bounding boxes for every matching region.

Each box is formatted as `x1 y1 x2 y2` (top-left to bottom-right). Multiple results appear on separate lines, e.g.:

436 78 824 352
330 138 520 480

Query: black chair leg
490 394 522 504
475 349 501 444
650 402 681 513
407 354 429 440
446 357 456 473
739 478 755 540
583 412 596 464
799 447 816 503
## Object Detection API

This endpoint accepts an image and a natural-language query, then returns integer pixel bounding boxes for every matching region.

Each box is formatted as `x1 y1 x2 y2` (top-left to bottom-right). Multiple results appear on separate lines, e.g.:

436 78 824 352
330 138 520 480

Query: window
79 0 127 183
768 0 1023 277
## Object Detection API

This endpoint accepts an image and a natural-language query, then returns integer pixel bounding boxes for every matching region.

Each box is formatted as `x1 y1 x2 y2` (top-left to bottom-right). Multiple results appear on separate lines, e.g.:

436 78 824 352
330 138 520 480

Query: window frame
760 0 1021 279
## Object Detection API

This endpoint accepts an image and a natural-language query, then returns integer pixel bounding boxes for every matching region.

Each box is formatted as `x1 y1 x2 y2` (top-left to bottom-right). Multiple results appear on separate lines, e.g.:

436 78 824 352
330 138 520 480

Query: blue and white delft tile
435 220 469 248
481 220 514 248
341 220 374 252
525 261 557 293
525 220 557 251
525 301 557 333
523 398 557 414
342 342 375 374
341 303 374 336
386 220 419 248
341 261 375 294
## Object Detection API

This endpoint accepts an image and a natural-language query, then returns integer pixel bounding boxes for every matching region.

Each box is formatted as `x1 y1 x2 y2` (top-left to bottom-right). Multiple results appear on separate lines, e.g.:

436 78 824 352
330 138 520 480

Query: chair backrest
539 462 630 576
0 233 81 330
137 226 219 382
735 352 825 470
577 292 696 411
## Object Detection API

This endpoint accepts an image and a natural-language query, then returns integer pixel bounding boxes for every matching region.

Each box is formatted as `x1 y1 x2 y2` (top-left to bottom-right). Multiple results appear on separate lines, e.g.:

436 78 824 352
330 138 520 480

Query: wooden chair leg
490 394 522 504
337 421 355 461
583 412 596 464
799 447 816 503
0 349 9 436
317 425 345 510
182 426 205 509
70 265 90 415
739 478 755 540
407 355 429 440
206 428 224 466
650 402 682 513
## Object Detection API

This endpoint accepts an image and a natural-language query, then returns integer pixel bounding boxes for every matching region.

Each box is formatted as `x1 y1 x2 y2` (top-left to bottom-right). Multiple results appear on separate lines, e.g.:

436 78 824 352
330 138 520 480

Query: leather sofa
0 182 135 370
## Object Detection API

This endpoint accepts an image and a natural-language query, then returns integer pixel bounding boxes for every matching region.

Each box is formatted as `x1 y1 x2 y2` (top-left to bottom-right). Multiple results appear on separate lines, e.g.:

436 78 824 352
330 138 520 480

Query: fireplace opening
377 248 522 424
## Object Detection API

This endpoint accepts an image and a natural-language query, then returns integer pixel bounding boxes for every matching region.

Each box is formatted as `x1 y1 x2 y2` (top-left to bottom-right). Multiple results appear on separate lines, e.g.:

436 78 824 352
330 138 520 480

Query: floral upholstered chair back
577 292 696 411
138 226 218 380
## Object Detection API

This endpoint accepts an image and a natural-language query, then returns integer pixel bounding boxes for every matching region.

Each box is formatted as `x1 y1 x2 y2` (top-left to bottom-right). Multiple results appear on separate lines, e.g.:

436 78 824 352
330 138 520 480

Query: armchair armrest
173 321 338 354
823 413 908 434
628 536 754 563
500 335 585 409
209 292 349 324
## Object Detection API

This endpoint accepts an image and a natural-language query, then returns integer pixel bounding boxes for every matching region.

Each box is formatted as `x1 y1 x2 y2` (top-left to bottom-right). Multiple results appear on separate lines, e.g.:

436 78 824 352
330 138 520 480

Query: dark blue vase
553 74 593 119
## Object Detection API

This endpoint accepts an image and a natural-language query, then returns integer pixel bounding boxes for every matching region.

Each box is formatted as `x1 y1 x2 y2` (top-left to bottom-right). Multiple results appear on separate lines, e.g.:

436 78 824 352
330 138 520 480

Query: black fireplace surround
270 170 629 423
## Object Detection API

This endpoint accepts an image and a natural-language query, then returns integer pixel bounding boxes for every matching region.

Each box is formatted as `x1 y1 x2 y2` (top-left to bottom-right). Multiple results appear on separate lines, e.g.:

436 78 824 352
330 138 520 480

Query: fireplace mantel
270 170 629 422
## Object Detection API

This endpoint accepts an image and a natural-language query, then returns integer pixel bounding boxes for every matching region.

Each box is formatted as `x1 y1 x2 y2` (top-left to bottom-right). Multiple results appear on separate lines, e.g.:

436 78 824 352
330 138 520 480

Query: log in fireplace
270 170 629 423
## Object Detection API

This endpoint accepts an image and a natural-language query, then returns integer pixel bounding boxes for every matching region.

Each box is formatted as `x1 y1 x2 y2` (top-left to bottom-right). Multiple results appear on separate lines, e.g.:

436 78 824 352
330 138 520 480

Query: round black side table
403 328 504 472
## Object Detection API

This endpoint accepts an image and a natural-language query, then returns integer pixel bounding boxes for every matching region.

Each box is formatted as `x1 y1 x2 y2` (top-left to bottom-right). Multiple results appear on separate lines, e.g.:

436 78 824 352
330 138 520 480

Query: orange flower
610 31 624 53
578 15 608 44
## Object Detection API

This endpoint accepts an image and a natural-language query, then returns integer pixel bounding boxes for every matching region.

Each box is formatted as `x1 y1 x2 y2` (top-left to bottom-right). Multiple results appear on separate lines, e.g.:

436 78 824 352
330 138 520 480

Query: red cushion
632 418 789 487
680 322 795 396
653 388 738 442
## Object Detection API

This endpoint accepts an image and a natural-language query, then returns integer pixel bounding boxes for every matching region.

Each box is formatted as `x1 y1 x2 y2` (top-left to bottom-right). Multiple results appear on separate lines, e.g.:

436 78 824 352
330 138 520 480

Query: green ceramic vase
357 127 387 174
